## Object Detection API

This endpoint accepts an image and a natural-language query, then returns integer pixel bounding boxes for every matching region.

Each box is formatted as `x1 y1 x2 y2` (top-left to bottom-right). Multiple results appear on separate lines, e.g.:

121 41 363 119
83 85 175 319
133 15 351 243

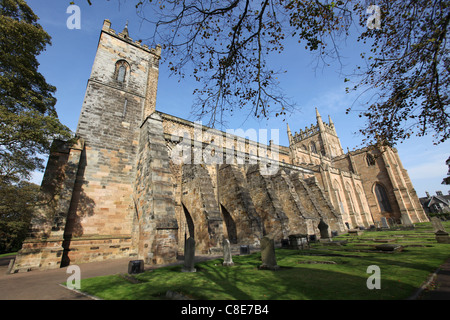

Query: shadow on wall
60 149 96 267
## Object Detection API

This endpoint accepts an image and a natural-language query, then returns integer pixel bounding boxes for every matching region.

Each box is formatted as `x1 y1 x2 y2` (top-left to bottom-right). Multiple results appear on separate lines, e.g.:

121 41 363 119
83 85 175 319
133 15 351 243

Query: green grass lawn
78 221 450 300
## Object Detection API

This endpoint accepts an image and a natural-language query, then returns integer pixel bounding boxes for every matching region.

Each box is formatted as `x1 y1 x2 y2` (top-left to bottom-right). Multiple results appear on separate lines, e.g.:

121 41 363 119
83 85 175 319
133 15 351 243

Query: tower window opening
115 60 129 83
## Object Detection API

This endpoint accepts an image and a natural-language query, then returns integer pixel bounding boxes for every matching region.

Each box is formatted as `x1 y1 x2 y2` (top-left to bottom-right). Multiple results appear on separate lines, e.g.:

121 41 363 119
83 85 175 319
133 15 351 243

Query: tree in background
0 0 72 185
124 0 447 149
0 181 39 253
443 156 450 185
0 0 72 251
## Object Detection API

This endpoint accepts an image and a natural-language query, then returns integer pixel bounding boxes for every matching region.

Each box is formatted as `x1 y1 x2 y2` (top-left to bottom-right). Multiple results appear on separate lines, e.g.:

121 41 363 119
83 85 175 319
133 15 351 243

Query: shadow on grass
80 240 448 301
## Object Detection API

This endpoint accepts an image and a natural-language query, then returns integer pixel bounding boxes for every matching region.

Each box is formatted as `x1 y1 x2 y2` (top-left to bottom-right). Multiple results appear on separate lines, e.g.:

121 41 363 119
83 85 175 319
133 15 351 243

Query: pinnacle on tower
328 115 334 126
121 20 129 38
287 122 293 144
315 107 322 119
315 107 325 132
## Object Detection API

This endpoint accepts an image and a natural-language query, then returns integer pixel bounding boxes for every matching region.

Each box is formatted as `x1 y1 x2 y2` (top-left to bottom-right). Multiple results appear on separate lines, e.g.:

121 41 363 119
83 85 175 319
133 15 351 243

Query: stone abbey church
13 20 428 272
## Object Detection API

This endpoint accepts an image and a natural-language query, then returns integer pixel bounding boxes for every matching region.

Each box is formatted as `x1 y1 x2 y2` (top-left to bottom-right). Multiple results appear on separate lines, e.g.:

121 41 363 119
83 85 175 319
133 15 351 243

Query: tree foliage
351 0 449 147
81 0 449 147
0 0 72 184
0 180 39 253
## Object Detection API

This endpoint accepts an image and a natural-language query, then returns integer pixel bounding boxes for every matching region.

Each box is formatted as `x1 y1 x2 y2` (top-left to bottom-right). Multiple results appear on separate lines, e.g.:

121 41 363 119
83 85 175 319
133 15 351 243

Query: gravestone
318 219 330 239
401 214 414 229
381 217 390 229
128 260 144 274
222 238 234 266
348 229 361 236
240 245 250 255
288 234 309 250
375 244 403 252
259 237 279 270
435 230 450 244
182 237 196 272
431 217 446 233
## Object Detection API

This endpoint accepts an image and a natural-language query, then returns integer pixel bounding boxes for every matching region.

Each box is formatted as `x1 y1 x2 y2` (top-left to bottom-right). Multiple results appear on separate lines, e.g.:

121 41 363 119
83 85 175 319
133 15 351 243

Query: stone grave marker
128 260 144 274
259 237 279 270
431 217 446 233
240 245 250 255
182 237 196 272
348 229 361 236
288 234 309 249
401 214 414 229
375 243 403 252
318 219 330 239
435 230 450 244
381 217 390 229
222 238 234 266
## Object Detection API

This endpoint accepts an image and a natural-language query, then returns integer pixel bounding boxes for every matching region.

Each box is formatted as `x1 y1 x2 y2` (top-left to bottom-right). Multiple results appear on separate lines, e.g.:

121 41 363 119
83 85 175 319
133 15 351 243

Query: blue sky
26 0 449 198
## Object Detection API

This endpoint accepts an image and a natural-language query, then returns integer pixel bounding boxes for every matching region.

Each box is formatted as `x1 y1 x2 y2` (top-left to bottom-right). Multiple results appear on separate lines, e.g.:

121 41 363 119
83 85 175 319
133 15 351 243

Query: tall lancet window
115 60 129 83
374 183 392 213
310 142 318 154
117 65 126 82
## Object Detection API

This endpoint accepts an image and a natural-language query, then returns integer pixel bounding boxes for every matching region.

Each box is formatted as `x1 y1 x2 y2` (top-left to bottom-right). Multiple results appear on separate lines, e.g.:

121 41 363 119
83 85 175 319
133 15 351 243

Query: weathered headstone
348 229 361 236
182 237 196 272
318 219 330 239
380 217 390 229
222 238 234 266
431 217 446 233
240 245 250 255
128 260 144 274
288 234 309 249
375 243 403 252
401 214 414 229
259 237 279 270
435 230 450 244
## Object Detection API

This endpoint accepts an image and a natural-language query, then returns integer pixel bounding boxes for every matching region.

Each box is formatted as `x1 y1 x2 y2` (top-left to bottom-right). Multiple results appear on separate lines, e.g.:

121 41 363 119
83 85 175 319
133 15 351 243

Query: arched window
117 65 126 82
345 182 356 213
366 153 376 166
374 184 392 212
114 60 129 83
333 180 345 214
310 142 317 154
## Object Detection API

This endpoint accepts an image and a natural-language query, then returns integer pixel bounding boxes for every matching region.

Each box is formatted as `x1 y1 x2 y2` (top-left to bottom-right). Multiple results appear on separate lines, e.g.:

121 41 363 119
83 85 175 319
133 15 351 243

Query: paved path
1 255 449 300
417 258 450 300
0 255 132 300
0 255 219 300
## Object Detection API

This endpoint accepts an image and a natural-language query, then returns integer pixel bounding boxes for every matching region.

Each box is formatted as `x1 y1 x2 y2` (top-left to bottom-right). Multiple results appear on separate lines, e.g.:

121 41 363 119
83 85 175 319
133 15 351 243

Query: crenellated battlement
101 19 161 57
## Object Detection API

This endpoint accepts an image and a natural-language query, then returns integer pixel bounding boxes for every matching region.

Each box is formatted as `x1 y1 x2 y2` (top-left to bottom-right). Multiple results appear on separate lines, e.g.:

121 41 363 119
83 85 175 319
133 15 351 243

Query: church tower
12 20 173 272
287 108 344 165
